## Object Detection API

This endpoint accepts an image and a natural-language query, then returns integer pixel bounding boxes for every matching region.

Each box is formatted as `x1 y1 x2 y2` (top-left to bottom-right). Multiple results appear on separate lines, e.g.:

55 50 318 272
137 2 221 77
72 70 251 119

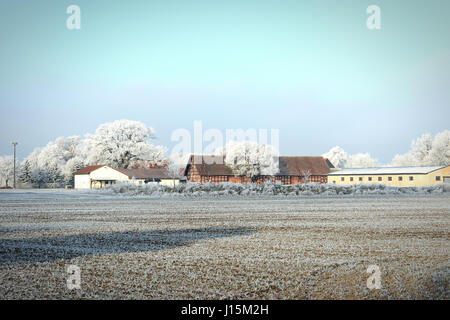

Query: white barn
74 165 180 189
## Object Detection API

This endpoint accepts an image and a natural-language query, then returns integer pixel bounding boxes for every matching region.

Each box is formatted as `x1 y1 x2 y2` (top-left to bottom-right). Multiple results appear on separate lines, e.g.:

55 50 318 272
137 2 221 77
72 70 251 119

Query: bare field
0 190 449 299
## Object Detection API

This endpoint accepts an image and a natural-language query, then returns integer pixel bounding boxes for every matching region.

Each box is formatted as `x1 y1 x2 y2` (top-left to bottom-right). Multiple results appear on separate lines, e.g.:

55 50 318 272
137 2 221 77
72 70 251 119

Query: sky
0 0 449 164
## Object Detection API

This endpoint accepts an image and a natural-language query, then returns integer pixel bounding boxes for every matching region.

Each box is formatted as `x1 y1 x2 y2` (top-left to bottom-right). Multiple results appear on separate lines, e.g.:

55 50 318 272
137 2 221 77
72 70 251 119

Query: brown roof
74 165 105 175
278 156 331 176
184 155 232 176
184 155 331 176
116 167 171 179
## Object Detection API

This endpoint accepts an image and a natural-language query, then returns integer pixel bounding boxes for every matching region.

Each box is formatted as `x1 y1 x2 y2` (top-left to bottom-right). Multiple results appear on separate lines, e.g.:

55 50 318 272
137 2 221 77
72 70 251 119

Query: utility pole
12 142 18 189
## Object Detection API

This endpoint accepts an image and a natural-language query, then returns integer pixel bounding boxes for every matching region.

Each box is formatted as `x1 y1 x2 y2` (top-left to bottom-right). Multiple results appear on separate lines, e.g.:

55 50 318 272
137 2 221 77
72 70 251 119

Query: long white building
74 165 180 189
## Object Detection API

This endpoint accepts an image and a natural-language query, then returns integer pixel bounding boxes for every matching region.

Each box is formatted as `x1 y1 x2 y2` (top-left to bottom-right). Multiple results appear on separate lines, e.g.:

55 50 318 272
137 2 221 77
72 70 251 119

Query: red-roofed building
184 155 334 184
74 165 180 189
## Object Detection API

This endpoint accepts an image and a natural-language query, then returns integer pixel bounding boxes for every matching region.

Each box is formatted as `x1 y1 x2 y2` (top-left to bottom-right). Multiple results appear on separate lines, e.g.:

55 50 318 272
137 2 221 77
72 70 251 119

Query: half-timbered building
183 155 333 184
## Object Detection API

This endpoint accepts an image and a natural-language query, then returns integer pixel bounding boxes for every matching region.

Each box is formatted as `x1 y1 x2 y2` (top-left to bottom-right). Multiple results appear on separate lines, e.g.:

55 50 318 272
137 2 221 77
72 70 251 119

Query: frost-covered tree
31 168 49 189
426 130 450 166
392 134 433 166
216 141 279 180
346 153 378 168
391 152 416 167
24 147 56 188
24 148 42 172
323 146 378 168
0 156 16 187
21 120 168 188
84 119 167 168
412 134 433 164
46 163 64 188
322 146 349 168
23 136 84 187
392 130 450 166
19 160 33 185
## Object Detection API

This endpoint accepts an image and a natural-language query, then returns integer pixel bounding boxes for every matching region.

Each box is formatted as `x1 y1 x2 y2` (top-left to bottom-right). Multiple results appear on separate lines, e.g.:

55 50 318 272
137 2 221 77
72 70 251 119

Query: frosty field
0 190 449 299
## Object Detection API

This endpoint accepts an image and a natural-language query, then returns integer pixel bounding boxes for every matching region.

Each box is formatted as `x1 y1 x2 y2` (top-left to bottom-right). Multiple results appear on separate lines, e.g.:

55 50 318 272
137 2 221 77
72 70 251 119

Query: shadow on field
0 226 255 264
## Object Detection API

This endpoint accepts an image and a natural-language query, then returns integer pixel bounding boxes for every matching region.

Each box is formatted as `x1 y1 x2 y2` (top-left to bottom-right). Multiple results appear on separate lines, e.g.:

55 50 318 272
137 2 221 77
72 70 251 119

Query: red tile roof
185 155 232 176
277 156 331 176
74 165 105 175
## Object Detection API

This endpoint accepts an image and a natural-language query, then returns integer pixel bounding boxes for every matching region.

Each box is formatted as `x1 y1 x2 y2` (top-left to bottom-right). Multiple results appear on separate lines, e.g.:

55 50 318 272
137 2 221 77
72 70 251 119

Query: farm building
74 165 179 189
328 165 450 187
184 155 334 184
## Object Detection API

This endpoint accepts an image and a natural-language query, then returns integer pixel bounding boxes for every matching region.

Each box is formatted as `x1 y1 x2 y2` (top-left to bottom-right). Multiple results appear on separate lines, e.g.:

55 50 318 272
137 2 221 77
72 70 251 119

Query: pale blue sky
1 0 449 163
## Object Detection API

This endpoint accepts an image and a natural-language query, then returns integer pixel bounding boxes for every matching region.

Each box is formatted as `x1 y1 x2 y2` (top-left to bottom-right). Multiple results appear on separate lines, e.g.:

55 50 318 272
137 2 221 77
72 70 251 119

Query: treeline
0 120 166 188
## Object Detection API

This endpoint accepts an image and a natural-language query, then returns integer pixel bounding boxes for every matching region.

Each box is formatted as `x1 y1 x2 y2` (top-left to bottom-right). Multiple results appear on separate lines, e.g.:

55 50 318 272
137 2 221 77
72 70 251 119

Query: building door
444 177 450 183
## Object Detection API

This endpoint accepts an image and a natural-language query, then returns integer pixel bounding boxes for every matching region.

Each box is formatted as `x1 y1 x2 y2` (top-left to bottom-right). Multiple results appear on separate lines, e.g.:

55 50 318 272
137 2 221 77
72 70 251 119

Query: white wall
74 175 91 189
74 166 180 189
90 166 130 181
160 179 180 186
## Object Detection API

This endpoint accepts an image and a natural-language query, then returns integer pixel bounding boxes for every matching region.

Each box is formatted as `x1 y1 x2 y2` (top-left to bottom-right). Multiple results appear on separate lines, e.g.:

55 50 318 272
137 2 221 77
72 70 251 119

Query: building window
409 176 414 181
378 177 382 181
388 177 392 181
359 177 363 181
350 177 354 182
368 177 372 181
341 177 345 182
436 176 441 181
398 176 403 181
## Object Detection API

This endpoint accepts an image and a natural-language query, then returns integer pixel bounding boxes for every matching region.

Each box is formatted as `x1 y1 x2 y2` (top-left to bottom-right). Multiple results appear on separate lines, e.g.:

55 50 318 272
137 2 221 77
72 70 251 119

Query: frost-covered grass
102 181 450 198
0 191 449 299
